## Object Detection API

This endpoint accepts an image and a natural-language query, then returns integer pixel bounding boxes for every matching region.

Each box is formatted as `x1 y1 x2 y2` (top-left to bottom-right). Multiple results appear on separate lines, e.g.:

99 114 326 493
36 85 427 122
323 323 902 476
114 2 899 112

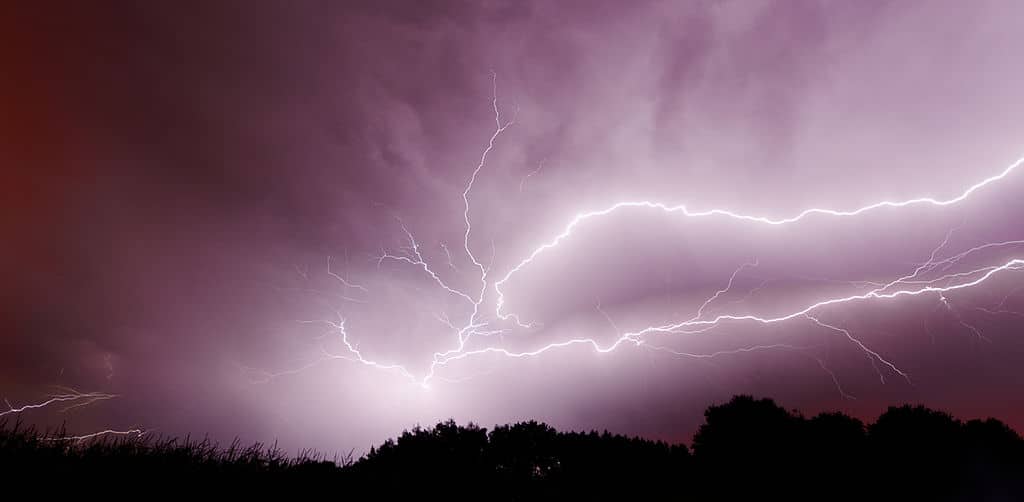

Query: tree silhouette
354 419 491 496
488 420 560 481
691 395 809 498
3 396 1022 499
805 411 867 499
964 417 1024 497
868 404 965 499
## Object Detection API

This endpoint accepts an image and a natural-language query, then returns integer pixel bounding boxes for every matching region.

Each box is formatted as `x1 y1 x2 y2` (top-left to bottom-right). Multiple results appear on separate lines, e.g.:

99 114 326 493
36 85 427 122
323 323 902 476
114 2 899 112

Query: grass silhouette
3 396 1022 499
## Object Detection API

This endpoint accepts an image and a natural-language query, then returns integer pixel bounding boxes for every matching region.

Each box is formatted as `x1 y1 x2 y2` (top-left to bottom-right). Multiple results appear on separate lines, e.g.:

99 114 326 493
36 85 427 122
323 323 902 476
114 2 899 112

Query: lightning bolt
439 242 460 272
519 159 545 192
641 342 856 400
327 254 368 293
493 155 1023 323
0 387 148 446
46 429 146 442
1 389 119 418
252 74 1023 396
975 284 1024 318
291 72 520 386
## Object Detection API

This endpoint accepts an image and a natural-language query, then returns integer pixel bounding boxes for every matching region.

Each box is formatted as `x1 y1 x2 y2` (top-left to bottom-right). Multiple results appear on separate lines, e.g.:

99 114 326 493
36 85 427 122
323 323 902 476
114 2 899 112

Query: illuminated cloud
2 1 1023 451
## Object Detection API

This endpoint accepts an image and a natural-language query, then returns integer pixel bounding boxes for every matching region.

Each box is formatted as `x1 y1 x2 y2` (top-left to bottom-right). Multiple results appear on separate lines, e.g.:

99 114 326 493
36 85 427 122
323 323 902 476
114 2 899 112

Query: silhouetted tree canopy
3 396 1022 500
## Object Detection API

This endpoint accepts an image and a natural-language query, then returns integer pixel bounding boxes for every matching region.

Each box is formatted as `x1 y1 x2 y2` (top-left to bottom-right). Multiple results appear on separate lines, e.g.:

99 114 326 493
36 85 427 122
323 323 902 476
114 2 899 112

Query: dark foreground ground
3 395 1022 500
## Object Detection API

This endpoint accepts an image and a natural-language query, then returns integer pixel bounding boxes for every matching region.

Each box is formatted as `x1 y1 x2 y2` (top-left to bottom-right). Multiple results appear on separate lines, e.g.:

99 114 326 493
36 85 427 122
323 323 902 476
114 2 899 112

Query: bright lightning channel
1 389 119 418
258 75 1023 392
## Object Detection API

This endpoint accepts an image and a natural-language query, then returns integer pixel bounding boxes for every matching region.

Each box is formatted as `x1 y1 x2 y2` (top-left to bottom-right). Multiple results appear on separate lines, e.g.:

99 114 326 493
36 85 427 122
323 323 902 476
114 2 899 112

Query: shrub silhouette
352 418 686 500
961 418 1024 498
805 411 867 498
353 419 491 495
488 420 560 481
869 404 965 498
3 396 1022 499
692 395 800 462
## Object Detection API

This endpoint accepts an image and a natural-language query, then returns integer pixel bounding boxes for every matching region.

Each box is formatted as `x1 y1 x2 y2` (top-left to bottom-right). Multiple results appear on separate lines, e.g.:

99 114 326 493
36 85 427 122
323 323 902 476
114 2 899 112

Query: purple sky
2 0 1024 453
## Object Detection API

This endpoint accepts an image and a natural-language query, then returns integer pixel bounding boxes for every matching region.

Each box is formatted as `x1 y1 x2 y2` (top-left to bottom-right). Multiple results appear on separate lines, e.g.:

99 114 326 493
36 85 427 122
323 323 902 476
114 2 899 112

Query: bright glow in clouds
246 73 1024 400
5 1 1024 450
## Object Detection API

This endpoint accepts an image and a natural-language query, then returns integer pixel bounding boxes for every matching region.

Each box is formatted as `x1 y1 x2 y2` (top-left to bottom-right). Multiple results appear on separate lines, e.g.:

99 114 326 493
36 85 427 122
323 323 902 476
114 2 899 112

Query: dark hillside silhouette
2 396 1022 499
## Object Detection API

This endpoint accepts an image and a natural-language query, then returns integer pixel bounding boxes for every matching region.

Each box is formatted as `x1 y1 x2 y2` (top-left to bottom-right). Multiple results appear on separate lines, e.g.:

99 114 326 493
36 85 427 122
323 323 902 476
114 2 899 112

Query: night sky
2 1 1024 453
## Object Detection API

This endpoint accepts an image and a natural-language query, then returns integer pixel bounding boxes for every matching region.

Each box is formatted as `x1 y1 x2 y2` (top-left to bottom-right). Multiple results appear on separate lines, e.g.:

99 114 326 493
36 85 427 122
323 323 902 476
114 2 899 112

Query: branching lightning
255 74 1023 398
327 254 368 293
1 388 119 418
1 389 143 441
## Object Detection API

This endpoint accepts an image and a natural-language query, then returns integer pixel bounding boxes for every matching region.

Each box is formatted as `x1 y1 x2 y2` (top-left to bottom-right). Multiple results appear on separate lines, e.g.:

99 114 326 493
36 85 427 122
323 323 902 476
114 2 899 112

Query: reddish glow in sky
2 1 1023 452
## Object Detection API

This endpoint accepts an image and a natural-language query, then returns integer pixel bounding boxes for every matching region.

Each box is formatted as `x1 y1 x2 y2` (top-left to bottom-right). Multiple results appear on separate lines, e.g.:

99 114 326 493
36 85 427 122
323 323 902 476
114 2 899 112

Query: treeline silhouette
3 396 1022 499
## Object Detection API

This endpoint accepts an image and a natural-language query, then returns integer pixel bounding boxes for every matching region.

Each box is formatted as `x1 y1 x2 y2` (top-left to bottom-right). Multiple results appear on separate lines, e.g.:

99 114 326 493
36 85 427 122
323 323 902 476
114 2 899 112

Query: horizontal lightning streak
494 155 1024 322
1 391 118 418
425 259 1024 386
46 429 146 442
255 77 1024 392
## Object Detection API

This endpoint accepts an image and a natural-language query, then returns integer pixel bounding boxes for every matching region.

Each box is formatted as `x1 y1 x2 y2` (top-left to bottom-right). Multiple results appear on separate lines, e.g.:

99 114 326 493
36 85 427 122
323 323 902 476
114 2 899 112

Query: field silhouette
3 395 1021 499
